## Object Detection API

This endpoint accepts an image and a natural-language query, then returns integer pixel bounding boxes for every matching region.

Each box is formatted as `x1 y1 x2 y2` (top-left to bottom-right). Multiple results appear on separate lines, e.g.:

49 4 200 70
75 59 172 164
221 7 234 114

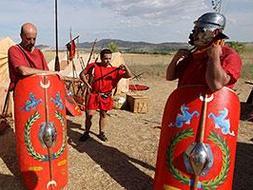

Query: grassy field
43 45 253 81
240 44 253 80
43 50 66 63
123 53 171 79
124 48 253 81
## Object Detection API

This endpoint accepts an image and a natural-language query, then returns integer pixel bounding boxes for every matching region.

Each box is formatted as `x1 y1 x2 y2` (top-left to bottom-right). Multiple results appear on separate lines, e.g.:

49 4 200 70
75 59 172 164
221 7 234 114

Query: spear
86 38 97 65
54 0 60 71
65 35 80 46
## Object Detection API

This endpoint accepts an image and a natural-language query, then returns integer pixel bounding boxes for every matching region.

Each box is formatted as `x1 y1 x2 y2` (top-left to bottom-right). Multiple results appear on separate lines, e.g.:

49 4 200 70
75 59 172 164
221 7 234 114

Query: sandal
79 132 90 142
98 132 108 142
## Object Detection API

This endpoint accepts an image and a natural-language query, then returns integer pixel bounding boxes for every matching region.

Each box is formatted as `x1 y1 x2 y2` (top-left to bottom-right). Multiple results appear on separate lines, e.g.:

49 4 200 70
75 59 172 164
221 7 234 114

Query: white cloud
0 0 252 45
99 0 208 25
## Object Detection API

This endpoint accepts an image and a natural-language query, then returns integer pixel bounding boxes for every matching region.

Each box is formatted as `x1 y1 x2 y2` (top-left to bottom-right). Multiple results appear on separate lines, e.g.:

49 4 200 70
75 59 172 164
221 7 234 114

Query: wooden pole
86 39 97 65
54 0 60 71
192 95 207 190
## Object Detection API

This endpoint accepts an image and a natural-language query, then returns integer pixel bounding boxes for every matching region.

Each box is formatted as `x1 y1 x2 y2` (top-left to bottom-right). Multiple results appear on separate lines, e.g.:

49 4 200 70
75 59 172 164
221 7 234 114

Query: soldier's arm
17 66 57 76
79 68 92 90
166 49 190 81
205 44 231 91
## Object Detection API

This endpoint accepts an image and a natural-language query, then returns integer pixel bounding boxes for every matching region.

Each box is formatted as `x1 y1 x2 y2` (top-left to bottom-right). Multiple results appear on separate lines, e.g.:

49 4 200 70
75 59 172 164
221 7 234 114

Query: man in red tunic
154 13 242 190
166 12 242 91
1 23 57 134
8 22 57 91
79 49 131 141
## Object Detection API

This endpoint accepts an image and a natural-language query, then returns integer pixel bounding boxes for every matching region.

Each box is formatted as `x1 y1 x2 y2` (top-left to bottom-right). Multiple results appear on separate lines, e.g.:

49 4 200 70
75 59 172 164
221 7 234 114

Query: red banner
66 40 76 61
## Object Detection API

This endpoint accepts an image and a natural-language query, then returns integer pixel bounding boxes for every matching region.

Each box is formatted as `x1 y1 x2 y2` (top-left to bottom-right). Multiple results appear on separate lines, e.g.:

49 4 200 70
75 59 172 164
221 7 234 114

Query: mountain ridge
38 39 253 53
77 39 189 53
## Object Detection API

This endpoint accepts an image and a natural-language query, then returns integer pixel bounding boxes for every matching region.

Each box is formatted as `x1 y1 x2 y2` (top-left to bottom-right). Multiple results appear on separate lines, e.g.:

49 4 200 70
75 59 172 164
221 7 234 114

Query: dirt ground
0 75 253 190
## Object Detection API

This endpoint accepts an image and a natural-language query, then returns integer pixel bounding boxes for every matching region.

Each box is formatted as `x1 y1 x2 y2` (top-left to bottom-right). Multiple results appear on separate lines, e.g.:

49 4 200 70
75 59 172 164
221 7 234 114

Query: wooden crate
127 94 149 113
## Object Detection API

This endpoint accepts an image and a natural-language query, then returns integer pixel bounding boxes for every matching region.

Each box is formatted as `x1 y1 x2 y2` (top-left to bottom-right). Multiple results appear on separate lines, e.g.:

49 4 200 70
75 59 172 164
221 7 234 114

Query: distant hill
77 39 189 54
37 39 253 54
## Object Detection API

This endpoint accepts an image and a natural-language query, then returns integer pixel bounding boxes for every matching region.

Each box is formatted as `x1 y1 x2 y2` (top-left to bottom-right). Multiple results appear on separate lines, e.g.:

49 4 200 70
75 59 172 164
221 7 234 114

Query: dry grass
123 53 172 79
43 46 253 81
43 50 66 63
123 50 253 82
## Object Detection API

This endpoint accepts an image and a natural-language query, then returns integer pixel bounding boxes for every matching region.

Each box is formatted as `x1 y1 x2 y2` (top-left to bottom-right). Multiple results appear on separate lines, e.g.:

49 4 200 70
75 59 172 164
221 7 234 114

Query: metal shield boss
154 86 240 190
14 74 68 190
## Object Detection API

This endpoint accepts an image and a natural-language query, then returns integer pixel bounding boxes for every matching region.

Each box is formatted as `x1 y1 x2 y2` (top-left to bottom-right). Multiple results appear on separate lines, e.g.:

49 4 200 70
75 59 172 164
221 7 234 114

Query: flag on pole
66 39 76 61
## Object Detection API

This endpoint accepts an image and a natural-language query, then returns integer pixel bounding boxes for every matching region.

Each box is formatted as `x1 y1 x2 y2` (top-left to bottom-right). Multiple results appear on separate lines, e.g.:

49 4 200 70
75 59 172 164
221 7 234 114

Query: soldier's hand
118 64 126 70
173 49 191 63
207 43 222 61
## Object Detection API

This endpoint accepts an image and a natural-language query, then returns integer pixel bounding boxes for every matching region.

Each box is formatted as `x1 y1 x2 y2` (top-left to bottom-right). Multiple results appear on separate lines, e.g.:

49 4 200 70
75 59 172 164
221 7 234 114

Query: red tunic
84 62 125 111
177 45 242 89
8 45 49 90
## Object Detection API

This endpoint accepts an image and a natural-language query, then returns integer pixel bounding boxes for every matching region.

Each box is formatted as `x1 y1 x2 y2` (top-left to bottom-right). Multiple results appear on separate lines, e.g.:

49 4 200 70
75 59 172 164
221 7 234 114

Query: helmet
195 12 226 31
189 12 228 47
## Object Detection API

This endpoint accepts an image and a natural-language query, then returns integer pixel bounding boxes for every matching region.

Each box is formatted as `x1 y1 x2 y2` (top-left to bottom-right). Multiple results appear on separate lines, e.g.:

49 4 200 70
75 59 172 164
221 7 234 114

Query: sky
0 0 252 47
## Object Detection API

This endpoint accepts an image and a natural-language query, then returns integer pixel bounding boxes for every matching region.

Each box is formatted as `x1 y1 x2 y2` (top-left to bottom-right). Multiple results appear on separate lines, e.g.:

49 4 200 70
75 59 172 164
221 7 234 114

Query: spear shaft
54 0 60 71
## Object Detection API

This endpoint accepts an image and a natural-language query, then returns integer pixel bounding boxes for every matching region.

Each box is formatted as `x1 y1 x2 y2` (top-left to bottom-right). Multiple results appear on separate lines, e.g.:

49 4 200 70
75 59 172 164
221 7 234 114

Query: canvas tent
0 37 15 115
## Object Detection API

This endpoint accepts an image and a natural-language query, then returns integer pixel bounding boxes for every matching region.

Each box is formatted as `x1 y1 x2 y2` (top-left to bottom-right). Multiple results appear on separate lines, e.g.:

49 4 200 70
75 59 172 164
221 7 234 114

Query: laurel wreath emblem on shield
166 128 230 189
24 111 67 161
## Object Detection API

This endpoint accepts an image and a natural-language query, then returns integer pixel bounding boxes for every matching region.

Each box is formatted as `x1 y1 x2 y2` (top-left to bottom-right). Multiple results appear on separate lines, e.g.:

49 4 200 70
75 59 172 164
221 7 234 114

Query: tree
107 42 119 52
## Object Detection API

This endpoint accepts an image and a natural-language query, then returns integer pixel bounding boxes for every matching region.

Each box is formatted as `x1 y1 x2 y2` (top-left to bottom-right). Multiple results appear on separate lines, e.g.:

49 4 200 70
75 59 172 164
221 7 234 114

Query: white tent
0 37 15 115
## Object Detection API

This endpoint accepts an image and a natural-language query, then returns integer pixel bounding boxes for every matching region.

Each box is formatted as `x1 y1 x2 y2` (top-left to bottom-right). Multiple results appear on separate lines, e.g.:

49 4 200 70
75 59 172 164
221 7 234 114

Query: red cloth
86 93 114 111
129 84 149 91
66 40 76 60
84 62 125 111
8 45 49 90
177 45 242 89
